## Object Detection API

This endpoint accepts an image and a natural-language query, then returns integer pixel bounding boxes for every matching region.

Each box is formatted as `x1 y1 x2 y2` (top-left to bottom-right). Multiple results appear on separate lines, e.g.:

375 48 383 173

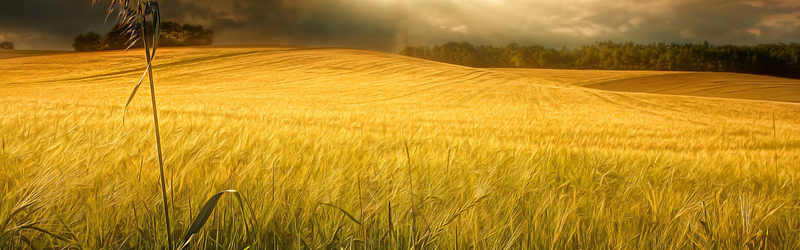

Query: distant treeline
399 41 800 78
73 21 214 52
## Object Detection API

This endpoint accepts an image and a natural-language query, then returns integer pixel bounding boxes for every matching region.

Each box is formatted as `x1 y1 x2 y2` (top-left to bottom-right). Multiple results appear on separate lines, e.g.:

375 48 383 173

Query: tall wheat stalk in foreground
92 1 252 249
93 0 173 248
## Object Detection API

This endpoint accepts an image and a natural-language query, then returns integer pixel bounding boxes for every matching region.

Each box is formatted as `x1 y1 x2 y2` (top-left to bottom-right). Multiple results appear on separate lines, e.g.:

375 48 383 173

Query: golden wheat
1 46 800 249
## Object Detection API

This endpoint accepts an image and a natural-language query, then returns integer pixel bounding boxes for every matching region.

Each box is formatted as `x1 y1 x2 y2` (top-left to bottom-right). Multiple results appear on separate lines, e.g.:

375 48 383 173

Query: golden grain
1 46 799 249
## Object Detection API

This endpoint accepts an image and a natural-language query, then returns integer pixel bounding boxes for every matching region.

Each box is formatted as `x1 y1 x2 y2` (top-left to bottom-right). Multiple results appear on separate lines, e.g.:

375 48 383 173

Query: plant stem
773 112 778 185
403 140 415 249
141 12 173 250
358 176 365 250
272 160 276 250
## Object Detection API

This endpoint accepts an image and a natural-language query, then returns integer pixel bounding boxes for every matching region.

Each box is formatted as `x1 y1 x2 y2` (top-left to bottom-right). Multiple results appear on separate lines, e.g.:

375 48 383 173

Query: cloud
450 25 468 34
1 0 800 51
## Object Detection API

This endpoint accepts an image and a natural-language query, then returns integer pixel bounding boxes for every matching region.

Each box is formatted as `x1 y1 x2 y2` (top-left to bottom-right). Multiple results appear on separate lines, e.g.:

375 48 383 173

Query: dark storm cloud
0 0 115 49
191 0 403 50
2 0 800 51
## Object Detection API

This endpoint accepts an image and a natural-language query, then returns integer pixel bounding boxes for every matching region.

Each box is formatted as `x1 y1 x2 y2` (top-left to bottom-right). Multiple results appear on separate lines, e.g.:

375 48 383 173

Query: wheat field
1 46 800 249
494 68 800 103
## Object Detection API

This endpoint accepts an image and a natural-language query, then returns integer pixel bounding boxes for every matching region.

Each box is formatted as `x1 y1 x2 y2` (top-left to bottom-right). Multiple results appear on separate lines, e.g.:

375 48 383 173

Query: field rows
1 46 800 249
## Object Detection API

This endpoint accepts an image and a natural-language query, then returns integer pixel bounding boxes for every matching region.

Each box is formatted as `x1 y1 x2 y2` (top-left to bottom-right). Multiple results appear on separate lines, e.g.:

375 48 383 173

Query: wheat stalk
403 139 415 249
92 1 172 248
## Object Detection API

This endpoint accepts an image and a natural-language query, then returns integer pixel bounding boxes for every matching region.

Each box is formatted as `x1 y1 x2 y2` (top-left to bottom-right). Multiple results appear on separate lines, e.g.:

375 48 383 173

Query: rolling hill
494 68 800 103
0 50 73 60
1 46 799 249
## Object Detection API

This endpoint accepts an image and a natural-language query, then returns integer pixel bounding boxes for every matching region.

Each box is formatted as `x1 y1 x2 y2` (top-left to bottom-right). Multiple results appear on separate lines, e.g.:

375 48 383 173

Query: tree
101 21 213 50
72 32 103 52
0 41 13 50
178 23 214 46
399 46 417 57
103 24 139 50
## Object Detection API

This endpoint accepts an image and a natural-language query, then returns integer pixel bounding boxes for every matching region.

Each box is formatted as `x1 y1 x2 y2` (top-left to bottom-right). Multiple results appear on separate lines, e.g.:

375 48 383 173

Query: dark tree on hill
181 23 214 46
73 32 103 52
0 41 13 50
159 21 182 47
100 21 213 50
160 22 214 46
103 24 139 50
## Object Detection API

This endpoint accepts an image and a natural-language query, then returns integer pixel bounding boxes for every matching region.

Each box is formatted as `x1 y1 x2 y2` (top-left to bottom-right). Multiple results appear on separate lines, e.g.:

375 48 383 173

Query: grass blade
181 190 241 244
122 64 150 124
318 202 361 225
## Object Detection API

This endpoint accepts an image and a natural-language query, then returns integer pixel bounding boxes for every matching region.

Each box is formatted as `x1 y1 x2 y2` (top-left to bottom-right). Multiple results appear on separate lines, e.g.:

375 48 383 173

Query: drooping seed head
92 0 160 50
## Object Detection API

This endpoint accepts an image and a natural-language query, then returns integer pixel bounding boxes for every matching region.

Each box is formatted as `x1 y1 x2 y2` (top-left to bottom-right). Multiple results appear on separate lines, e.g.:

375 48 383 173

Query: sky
1 0 800 52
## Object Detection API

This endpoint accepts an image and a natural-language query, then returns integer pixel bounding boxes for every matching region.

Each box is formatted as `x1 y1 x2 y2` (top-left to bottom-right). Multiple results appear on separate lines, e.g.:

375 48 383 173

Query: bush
0 41 13 50
73 32 103 52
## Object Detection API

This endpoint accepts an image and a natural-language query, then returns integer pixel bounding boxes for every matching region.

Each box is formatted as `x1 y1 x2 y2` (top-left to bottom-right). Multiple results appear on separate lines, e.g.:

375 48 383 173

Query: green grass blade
181 190 244 245
122 65 149 124
318 202 361 225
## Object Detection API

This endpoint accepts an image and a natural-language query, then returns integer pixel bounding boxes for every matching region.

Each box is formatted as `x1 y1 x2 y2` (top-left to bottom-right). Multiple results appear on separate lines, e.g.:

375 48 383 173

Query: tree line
73 21 214 52
400 41 800 78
